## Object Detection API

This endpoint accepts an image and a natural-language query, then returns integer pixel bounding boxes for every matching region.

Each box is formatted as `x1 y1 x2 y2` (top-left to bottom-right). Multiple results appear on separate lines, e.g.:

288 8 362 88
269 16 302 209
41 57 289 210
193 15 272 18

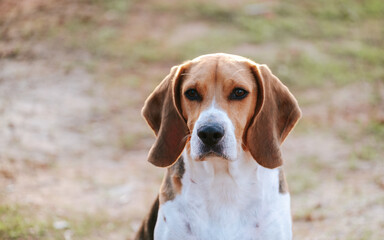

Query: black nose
197 125 224 146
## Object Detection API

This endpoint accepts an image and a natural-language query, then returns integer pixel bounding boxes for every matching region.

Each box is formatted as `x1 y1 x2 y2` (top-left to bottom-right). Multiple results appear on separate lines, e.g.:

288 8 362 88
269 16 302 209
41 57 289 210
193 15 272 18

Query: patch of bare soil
283 82 384 239
0 46 162 239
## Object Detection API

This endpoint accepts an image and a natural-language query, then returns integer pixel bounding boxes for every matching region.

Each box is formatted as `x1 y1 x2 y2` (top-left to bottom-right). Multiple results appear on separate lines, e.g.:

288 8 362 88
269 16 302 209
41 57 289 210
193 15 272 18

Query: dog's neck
155 150 291 240
184 150 256 185
181 150 280 208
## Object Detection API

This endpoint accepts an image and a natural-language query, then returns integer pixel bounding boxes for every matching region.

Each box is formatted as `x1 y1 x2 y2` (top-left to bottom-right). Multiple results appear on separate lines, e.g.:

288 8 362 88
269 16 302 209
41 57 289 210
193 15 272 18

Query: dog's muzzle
197 124 227 159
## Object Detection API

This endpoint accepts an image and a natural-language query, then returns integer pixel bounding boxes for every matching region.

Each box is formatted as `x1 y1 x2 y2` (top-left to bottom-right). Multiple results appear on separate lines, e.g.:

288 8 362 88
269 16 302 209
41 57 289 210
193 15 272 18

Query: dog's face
179 57 257 161
142 53 301 168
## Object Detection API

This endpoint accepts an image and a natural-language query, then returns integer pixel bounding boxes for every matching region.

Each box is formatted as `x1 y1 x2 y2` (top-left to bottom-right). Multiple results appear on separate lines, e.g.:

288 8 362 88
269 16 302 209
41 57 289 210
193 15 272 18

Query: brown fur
245 64 301 168
141 66 190 167
159 157 185 203
134 196 159 240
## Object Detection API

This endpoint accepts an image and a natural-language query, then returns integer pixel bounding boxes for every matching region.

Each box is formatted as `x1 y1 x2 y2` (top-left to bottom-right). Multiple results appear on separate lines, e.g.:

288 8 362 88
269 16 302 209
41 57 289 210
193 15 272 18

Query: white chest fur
154 152 292 240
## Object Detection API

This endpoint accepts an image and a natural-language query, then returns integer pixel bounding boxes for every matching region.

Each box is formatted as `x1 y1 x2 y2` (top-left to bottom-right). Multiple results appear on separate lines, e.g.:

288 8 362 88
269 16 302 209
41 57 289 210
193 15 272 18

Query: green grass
70 213 113 238
81 0 137 14
0 204 132 240
305 0 384 20
366 120 384 141
184 2 236 22
341 119 384 165
334 44 384 65
286 155 325 194
119 133 137 150
288 171 318 194
153 1 236 22
171 26 248 60
271 51 356 88
0 205 59 240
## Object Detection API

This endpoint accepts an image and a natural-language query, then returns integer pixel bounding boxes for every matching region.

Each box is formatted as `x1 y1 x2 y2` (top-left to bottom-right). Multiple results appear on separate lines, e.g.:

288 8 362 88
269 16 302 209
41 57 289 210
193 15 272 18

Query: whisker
182 134 192 142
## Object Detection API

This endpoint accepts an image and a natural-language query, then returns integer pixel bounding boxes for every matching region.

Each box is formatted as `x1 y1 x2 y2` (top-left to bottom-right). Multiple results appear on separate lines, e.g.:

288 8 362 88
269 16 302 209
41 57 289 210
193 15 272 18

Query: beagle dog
135 53 301 240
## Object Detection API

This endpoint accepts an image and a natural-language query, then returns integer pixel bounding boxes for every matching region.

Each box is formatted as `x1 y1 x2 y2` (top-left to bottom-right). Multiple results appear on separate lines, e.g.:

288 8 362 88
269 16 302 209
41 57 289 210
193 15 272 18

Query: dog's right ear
142 63 190 167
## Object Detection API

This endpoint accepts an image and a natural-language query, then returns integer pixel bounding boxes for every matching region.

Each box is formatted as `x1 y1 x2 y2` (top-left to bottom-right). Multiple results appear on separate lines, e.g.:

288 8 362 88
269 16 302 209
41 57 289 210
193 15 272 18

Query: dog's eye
185 89 202 101
229 88 248 100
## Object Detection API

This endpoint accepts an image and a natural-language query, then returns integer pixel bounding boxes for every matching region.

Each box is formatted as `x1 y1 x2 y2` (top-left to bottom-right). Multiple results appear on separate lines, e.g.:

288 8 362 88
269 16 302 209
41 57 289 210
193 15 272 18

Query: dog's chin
190 142 237 162
197 151 230 161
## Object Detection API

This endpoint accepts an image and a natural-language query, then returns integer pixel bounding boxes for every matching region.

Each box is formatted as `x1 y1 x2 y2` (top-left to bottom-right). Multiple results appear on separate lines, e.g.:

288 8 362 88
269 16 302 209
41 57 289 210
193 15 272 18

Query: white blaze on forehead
210 97 217 108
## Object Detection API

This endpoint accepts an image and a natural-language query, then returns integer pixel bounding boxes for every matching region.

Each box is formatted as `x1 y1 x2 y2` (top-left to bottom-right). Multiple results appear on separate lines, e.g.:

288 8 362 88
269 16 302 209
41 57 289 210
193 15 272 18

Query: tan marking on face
180 55 257 145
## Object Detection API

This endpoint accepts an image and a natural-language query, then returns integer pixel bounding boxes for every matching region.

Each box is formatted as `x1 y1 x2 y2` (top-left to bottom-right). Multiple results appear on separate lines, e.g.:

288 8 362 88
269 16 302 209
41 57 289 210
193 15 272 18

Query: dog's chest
154 162 292 240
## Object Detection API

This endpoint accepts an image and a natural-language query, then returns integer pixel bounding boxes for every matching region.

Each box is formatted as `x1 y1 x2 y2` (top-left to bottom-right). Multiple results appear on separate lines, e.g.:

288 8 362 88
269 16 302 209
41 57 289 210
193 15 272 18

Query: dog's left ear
244 63 301 169
142 63 190 167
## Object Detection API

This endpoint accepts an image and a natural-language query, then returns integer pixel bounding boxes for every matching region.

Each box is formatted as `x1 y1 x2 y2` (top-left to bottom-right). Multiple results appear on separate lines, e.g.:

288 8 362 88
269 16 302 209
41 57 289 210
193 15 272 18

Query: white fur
190 100 237 161
154 105 292 240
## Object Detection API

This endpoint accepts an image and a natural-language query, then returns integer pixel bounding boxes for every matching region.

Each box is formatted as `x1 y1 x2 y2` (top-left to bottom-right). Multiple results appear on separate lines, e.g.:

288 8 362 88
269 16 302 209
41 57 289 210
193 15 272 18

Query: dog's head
142 53 301 169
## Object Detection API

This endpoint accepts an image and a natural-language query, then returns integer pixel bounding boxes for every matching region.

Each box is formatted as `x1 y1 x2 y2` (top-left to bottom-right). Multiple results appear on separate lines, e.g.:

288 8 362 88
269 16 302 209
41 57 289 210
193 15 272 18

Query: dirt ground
0 0 383 239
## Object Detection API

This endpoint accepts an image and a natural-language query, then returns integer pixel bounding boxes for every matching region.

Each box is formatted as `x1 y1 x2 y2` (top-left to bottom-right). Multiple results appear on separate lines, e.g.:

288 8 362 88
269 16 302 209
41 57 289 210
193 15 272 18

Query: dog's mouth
197 145 228 161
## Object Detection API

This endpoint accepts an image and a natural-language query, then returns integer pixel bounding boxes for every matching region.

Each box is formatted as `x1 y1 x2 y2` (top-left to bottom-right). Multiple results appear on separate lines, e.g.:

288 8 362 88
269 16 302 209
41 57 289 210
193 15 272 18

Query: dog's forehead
185 54 252 84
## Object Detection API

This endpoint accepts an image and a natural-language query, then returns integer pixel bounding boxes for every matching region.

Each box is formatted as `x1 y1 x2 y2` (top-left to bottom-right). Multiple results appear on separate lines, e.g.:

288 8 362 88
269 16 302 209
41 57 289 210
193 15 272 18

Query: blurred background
0 0 383 239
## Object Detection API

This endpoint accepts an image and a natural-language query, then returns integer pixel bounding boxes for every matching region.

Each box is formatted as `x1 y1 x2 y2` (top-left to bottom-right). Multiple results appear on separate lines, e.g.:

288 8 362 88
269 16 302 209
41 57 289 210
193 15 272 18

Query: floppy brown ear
245 63 301 169
142 64 190 167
